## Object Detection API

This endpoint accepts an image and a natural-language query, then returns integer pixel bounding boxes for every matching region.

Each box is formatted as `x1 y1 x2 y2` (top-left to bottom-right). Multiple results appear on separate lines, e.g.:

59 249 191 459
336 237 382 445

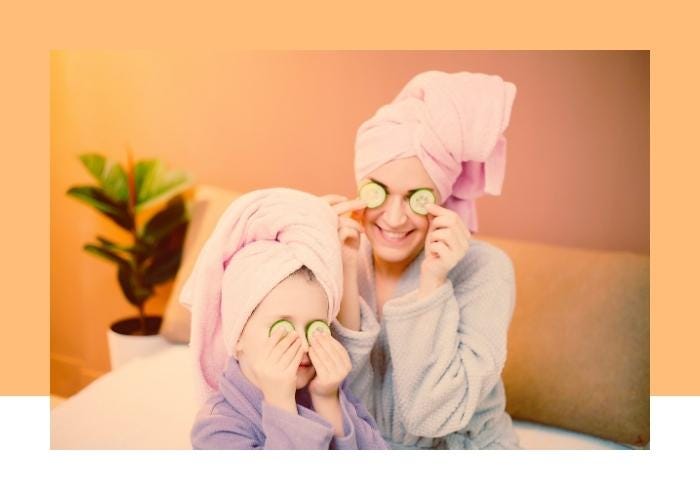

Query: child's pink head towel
354 70 517 232
179 188 342 403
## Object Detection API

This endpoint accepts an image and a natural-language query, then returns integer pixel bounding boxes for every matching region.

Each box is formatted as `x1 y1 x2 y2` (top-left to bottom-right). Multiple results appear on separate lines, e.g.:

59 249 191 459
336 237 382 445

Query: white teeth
381 228 409 240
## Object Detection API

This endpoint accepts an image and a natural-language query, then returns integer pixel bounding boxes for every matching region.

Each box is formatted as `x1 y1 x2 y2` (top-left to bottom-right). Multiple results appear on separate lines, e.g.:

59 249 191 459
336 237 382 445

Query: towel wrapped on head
354 70 517 232
179 188 343 404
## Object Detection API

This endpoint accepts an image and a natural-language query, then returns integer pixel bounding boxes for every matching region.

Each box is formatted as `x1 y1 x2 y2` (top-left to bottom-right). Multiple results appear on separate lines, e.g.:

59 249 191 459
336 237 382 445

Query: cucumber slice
268 319 295 338
359 181 387 209
409 188 436 215
305 320 330 344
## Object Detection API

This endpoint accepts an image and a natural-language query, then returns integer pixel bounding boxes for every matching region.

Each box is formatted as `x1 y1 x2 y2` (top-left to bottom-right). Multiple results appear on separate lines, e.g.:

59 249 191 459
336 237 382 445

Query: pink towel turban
179 188 343 403
354 70 517 232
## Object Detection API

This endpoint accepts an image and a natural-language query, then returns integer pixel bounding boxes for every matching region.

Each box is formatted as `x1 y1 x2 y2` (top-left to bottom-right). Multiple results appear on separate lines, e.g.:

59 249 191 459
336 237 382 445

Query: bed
50 344 632 450
51 185 649 450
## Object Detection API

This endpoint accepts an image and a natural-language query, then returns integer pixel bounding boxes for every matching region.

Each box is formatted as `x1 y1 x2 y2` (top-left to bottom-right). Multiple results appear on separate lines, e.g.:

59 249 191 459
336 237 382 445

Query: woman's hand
308 333 352 400
319 194 367 268
419 203 471 295
320 194 366 330
251 328 305 414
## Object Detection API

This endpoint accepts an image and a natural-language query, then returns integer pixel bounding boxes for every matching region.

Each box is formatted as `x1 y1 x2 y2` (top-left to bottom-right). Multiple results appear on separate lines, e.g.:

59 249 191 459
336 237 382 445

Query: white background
1 396 695 498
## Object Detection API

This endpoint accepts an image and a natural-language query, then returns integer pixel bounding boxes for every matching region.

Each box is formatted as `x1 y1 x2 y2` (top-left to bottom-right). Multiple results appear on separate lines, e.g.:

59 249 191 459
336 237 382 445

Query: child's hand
252 328 305 412
308 333 352 400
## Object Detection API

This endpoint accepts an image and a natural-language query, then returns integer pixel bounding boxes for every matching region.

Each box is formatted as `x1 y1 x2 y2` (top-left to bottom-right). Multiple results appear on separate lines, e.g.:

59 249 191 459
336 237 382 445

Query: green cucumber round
305 320 330 344
268 319 295 338
409 188 436 215
359 181 387 209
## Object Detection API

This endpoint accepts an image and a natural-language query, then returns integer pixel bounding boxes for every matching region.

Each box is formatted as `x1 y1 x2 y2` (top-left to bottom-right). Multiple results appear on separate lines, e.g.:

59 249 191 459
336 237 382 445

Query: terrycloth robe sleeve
381 248 516 438
331 382 388 450
331 297 382 415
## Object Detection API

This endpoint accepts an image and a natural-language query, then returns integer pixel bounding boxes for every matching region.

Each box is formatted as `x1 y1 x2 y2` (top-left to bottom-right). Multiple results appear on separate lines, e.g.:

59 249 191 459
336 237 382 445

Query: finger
287 345 305 373
309 343 330 376
424 203 452 217
427 241 450 259
314 334 344 369
333 198 368 216
338 216 365 233
270 331 300 360
269 333 301 364
426 228 457 249
338 227 361 245
265 326 293 355
279 337 303 369
429 214 459 230
320 194 348 205
326 336 352 371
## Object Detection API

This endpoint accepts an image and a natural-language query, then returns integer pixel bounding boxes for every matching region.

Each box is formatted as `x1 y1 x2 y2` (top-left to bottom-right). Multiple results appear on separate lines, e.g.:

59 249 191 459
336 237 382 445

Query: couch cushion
480 236 649 447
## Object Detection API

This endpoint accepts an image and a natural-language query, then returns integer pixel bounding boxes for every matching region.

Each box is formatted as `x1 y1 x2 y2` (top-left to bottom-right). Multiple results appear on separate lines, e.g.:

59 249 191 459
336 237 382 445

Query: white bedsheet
51 345 630 450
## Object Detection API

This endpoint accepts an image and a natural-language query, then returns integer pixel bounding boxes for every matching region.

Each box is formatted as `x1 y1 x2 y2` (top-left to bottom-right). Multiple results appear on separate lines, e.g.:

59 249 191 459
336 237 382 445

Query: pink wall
54 51 649 252
51 51 649 393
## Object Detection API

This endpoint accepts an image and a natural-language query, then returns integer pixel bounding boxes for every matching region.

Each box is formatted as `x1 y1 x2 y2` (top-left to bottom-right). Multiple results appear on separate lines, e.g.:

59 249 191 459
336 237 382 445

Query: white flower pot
107 316 169 370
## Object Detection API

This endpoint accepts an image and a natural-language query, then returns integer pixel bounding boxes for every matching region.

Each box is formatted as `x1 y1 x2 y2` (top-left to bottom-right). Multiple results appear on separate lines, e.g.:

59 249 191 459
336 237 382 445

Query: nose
383 194 408 227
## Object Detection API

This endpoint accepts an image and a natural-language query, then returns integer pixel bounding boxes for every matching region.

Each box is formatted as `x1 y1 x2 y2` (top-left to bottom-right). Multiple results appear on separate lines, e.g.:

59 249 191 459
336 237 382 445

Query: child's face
360 156 439 268
235 272 329 390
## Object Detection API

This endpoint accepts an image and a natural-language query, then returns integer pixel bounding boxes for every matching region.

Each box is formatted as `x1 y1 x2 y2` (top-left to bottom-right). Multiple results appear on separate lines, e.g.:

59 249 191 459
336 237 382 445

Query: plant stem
127 146 148 335
138 302 147 335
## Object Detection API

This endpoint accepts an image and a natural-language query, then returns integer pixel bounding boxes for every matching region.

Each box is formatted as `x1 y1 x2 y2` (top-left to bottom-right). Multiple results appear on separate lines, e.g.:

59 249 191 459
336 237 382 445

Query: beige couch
161 185 650 447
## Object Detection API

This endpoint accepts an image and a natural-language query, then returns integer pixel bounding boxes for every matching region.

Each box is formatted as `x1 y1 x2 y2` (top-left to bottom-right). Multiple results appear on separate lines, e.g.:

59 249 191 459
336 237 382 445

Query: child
179 188 388 449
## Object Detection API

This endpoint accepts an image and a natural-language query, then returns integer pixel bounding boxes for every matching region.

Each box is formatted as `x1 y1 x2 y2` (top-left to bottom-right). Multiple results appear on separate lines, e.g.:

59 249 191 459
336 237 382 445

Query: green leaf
134 159 193 213
140 197 189 245
83 243 130 267
79 154 129 203
79 154 106 182
96 236 150 255
67 186 134 231
117 264 152 306
142 247 182 286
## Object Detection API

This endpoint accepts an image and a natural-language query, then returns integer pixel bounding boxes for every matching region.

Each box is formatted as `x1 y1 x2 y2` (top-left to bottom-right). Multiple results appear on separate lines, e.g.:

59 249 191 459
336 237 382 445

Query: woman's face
235 271 329 390
360 156 440 268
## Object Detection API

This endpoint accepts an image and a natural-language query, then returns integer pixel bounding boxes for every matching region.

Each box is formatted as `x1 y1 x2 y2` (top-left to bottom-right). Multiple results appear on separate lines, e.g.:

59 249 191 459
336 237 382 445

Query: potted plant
67 150 193 369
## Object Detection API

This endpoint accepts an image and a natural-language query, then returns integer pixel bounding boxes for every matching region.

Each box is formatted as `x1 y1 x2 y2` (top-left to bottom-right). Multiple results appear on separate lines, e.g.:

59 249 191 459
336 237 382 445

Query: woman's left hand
419 203 471 293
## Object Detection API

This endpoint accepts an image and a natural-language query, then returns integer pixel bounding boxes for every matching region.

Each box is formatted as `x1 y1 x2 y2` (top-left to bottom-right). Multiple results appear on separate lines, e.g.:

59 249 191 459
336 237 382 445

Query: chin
368 236 423 265
372 246 415 264
296 368 315 389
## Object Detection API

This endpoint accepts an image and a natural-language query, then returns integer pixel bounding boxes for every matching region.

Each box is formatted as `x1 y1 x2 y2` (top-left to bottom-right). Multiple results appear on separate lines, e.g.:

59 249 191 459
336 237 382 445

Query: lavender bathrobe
191 356 388 449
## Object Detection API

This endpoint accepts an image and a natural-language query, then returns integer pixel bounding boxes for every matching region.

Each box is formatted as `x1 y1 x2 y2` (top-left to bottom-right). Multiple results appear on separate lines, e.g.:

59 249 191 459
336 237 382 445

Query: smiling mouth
375 224 415 243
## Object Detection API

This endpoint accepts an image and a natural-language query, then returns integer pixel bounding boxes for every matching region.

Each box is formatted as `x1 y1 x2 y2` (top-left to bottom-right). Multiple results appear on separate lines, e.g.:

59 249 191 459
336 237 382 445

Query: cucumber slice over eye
268 319 295 338
305 320 330 344
409 188 436 215
359 181 387 209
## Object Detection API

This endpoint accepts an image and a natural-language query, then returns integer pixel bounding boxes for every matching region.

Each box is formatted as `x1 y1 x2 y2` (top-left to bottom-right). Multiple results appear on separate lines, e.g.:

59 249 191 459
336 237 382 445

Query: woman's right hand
320 194 367 267
320 194 366 331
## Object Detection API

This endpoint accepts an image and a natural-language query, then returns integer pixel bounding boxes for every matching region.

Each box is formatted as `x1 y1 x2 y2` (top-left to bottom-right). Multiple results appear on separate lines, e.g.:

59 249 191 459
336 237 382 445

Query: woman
325 70 520 449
